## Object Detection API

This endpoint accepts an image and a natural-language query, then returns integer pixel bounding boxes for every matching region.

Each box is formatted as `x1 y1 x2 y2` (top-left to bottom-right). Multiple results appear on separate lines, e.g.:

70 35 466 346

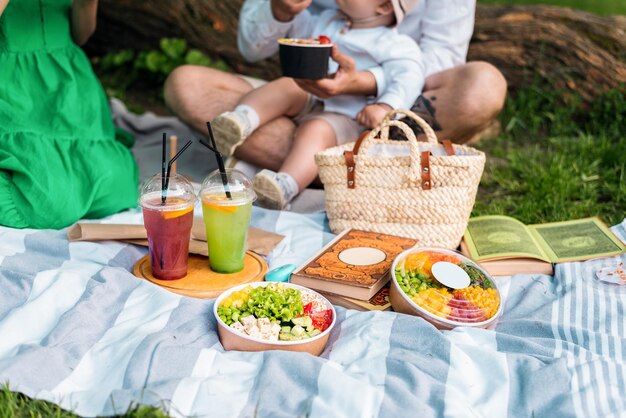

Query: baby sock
233 104 260 134
276 172 300 203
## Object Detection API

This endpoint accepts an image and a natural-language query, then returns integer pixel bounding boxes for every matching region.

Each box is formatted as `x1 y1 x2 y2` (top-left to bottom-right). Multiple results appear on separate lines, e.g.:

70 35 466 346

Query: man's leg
407 61 507 143
163 65 295 171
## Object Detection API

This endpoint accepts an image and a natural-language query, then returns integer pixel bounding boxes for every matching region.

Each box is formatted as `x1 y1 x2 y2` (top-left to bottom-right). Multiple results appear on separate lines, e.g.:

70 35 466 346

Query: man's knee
463 62 507 118
445 62 507 142
164 65 205 108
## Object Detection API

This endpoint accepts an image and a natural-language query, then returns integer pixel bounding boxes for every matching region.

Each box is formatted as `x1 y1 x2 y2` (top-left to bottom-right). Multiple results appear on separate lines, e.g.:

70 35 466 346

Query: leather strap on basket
343 124 455 190
420 151 432 190
343 130 370 189
442 139 455 156
420 140 455 190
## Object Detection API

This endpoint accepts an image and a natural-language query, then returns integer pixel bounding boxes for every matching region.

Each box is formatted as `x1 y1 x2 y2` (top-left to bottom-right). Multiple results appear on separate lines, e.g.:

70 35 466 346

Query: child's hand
271 0 312 22
356 103 393 128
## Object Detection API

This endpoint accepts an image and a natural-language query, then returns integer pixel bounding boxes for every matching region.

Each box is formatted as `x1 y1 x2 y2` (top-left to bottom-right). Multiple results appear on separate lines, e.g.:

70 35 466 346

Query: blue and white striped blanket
1 209 625 418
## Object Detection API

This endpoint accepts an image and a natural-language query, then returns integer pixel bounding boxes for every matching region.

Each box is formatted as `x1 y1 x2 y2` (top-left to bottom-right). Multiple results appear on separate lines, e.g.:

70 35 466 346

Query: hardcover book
290 229 417 300
461 216 626 276
320 284 392 311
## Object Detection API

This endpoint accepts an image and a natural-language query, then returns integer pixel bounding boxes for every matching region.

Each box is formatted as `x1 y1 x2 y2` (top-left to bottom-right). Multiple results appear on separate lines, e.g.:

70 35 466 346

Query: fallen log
86 2 626 102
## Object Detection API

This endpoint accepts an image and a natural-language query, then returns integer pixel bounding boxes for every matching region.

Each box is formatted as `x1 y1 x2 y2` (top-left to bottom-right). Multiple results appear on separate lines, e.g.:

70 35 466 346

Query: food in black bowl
278 36 333 80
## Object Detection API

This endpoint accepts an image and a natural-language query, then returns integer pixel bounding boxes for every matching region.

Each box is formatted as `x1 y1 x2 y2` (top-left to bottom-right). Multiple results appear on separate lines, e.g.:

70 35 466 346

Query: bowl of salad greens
214 281 336 355
389 247 501 330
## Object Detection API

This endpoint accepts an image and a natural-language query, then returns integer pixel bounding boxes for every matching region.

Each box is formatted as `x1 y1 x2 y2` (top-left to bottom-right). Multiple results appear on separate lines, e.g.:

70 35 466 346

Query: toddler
213 0 422 209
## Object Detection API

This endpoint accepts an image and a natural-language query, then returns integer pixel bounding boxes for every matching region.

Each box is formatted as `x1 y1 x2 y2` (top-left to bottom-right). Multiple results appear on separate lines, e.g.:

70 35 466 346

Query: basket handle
381 108 439 144
359 108 455 160
343 120 418 188
343 113 453 189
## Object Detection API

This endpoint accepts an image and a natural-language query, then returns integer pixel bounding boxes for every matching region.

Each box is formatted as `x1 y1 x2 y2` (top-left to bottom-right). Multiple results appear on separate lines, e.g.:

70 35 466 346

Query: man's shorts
239 75 364 146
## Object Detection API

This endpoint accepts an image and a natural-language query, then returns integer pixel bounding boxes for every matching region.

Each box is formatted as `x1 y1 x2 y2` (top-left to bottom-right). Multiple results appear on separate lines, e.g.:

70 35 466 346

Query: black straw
201 121 232 199
161 132 166 203
161 140 193 204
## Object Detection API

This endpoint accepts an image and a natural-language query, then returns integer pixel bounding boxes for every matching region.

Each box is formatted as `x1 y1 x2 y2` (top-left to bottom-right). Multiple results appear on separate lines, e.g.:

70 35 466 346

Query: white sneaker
253 170 298 210
224 156 239 169
211 112 252 157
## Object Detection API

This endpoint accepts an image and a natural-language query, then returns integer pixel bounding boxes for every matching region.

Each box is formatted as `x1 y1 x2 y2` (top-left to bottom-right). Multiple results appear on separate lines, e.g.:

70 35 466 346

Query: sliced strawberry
318 35 332 44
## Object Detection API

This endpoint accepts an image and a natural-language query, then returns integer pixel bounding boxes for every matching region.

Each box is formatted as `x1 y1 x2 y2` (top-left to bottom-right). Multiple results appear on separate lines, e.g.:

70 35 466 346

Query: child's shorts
294 95 365 146
239 74 364 146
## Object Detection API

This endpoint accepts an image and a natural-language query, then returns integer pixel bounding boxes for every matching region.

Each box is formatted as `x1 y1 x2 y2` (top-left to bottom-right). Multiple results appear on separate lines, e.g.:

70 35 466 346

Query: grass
478 0 626 15
0 385 169 418
472 86 625 226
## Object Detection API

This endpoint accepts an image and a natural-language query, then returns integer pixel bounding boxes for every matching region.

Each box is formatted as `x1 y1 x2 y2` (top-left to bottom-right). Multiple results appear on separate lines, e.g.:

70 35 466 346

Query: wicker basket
314 109 486 249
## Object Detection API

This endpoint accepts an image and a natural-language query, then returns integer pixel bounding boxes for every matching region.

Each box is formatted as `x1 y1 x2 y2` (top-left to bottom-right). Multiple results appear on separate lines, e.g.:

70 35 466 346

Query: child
213 0 423 209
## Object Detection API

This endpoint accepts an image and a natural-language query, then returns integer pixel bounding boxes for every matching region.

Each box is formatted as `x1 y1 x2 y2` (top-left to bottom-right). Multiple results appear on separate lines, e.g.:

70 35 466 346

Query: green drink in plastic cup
200 169 256 273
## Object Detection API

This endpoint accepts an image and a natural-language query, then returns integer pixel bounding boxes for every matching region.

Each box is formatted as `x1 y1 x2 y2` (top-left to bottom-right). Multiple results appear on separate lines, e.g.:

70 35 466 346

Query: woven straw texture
315 109 486 249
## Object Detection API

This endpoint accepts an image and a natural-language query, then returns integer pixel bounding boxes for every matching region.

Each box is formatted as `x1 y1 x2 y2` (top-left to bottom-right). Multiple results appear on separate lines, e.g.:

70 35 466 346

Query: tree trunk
469 5 626 101
87 1 626 102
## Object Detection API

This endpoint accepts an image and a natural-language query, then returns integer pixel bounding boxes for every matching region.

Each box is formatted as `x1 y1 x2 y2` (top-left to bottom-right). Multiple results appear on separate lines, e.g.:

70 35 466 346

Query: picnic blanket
1 208 626 418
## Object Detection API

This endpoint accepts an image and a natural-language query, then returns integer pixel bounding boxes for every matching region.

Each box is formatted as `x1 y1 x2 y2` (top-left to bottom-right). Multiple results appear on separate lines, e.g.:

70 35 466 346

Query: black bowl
278 40 332 80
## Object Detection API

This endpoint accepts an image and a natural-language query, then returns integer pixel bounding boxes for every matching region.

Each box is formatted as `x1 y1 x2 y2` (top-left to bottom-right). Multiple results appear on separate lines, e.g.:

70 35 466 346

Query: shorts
238 75 364 146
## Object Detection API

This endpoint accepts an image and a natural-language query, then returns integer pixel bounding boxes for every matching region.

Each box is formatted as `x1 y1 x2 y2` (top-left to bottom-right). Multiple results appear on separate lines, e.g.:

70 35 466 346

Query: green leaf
133 51 149 70
113 49 134 66
160 37 187 60
184 49 211 66
145 51 165 72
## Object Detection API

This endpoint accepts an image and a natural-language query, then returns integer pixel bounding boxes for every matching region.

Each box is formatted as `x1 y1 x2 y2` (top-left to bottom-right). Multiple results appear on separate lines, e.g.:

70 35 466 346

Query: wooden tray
133 252 267 298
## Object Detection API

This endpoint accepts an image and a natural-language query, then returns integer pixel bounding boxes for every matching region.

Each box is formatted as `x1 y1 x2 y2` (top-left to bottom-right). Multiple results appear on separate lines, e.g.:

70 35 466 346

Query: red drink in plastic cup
140 173 196 280
142 197 194 280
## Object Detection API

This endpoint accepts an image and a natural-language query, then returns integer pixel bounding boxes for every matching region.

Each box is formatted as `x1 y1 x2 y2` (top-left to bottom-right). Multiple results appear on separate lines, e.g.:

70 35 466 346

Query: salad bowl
389 247 502 330
213 281 336 356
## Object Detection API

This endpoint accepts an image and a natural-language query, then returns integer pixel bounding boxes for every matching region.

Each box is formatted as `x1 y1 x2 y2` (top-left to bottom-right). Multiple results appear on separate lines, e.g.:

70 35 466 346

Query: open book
461 216 626 276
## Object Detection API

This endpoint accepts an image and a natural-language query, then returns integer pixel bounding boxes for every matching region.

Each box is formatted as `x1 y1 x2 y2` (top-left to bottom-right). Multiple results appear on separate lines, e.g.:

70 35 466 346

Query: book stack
320 284 392 312
290 229 417 310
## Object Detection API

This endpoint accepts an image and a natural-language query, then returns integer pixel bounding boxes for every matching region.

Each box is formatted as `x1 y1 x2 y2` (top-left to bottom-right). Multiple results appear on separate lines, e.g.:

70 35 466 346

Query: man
164 0 507 172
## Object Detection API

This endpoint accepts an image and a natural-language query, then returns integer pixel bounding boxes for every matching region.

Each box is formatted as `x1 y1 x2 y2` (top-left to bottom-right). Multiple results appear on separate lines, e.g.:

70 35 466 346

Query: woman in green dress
0 0 138 229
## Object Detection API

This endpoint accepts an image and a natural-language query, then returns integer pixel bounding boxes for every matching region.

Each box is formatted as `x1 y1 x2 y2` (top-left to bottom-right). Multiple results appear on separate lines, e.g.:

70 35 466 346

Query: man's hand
295 46 376 98
271 0 311 22
356 103 393 128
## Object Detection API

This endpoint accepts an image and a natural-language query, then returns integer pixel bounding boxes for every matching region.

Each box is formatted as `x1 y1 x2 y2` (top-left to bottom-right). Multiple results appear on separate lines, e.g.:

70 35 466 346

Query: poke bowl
278 36 333 79
214 281 336 356
389 247 502 330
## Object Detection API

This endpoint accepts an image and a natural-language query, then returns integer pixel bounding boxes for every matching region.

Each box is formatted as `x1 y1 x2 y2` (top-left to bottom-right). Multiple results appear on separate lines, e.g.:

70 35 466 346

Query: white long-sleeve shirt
238 0 475 102
257 8 423 117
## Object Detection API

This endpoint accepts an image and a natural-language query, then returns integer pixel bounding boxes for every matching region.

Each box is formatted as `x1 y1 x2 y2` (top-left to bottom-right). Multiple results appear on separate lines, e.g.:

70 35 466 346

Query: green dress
0 0 138 229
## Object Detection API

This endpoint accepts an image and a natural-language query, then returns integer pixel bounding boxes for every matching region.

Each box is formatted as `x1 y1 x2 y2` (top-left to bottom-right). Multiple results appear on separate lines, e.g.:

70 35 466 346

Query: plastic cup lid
139 173 196 209
200 168 256 204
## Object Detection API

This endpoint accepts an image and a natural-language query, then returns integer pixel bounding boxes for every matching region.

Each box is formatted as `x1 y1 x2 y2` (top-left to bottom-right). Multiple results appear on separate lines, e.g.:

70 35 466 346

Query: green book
463 216 626 265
